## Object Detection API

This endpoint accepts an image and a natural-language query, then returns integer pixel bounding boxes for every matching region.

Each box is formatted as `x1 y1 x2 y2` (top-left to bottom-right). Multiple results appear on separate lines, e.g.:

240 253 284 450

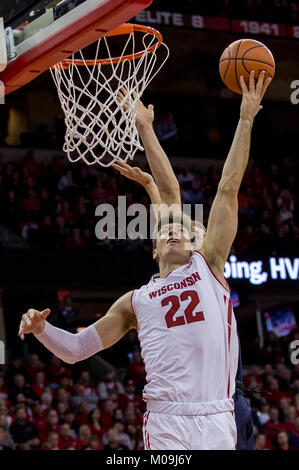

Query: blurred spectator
254 433 272 450
88 408 105 440
0 429 12 451
54 294 79 333
75 400 94 427
32 371 46 399
262 407 286 442
25 354 44 381
9 407 39 448
0 414 15 449
275 430 296 450
59 423 80 450
42 431 60 450
78 424 92 449
38 409 60 442
97 370 124 400
102 419 132 450
86 434 104 450
118 380 144 412
9 374 35 406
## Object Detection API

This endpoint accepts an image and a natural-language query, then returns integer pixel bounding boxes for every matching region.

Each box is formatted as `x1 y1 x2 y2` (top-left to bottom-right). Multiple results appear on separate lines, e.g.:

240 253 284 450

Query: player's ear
153 248 159 262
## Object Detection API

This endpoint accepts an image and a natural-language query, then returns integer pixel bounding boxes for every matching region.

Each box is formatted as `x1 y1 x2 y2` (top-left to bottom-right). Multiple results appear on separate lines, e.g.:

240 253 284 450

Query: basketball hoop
50 23 169 166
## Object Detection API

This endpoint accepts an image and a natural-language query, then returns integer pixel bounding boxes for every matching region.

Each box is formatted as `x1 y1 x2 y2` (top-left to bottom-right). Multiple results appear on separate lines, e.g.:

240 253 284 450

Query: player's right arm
117 89 181 207
18 291 137 364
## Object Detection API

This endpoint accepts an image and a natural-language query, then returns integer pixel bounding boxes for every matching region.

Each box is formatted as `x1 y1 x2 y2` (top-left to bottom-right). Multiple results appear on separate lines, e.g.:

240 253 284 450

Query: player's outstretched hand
112 159 154 188
117 88 154 129
240 70 272 122
18 308 51 340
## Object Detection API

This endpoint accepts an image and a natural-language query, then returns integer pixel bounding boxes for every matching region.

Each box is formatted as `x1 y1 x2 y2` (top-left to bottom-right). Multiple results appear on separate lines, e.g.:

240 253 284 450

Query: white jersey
132 250 239 409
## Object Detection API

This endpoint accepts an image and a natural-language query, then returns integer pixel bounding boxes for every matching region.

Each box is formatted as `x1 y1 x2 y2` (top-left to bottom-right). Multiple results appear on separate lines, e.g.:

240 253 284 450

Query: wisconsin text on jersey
106 454 192 467
149 272 201 299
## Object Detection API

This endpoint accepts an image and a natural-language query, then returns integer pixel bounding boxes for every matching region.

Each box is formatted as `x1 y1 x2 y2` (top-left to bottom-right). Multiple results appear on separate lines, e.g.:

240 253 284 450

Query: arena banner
224 255 299 285
135 10 298 39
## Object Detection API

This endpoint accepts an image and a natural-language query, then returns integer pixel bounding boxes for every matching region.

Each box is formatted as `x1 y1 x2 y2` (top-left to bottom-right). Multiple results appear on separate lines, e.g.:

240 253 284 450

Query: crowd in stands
0 353 146 450
0 148 298 256
0 325 299 451
150 0 299 24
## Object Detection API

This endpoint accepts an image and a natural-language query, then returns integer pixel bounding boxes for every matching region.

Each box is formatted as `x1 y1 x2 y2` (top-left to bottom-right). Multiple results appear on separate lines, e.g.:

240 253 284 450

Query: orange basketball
219 39 275 94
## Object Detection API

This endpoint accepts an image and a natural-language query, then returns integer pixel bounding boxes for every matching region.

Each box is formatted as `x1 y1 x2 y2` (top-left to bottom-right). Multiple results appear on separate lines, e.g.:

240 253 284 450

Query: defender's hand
117 88 154 129
112 159 154 187
18 308 51 340
240 71 271 122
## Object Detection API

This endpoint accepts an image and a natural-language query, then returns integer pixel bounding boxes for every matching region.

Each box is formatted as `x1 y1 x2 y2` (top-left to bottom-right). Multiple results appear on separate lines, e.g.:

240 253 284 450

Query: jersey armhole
193 250 231 294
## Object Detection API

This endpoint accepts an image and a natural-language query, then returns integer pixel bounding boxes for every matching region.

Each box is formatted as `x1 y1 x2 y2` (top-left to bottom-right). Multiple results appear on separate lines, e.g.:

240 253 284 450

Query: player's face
153 223 193 264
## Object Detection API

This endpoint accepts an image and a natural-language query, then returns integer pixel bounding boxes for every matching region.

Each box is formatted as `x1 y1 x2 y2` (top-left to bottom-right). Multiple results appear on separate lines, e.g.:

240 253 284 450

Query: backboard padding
0 0 153 95
0 18 7 73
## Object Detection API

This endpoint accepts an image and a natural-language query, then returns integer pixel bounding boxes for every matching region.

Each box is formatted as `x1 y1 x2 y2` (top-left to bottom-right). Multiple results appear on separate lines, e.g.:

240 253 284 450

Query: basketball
219 39 275 94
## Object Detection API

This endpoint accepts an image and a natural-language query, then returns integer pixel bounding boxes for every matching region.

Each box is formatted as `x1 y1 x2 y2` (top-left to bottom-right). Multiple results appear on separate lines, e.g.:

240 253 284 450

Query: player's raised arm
201 71 271 282
118 89 181 207
18 292 137 364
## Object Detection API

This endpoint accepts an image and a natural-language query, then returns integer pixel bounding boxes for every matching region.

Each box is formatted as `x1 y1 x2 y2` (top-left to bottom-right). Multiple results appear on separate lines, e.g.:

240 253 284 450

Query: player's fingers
112 164 130 177
239 75 248 94
111 163 123 172
23 314 33 329
256 70 265 96
120 86 128 96
113 159 131 170
27 310 35 320
117 89 125 100
41 308 51 319
249 70 255 93
148 104 154 113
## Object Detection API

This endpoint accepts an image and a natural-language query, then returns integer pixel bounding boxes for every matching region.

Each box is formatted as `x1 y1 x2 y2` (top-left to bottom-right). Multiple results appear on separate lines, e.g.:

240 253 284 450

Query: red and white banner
135 10 298 39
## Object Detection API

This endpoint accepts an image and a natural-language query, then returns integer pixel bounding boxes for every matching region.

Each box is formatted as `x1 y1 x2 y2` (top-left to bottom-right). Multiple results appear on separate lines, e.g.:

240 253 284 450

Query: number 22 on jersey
161 289 205 328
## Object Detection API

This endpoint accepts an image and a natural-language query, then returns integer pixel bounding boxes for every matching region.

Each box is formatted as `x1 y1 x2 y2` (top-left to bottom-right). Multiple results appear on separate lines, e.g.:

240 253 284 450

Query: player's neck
159 260 187 279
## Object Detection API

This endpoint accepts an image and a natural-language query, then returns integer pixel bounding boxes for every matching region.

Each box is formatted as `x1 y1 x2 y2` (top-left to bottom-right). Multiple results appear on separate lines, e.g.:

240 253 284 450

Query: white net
50 24 169 166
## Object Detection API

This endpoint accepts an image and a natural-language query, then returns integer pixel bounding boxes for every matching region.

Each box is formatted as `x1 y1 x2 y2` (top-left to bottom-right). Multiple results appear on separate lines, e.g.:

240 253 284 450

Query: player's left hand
240 70 272 122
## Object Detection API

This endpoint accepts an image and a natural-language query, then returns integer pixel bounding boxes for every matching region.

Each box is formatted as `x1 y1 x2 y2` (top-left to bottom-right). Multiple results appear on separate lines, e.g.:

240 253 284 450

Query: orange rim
56 23 163 68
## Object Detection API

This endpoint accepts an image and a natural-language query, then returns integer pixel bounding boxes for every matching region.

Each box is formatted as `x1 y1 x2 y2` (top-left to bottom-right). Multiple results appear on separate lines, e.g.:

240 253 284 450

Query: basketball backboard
0 0 153 96
0 17 7 72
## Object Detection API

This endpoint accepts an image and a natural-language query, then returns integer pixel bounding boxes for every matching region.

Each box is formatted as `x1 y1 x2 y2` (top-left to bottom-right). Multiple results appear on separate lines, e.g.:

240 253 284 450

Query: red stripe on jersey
143 411 151 450
227 297 233 397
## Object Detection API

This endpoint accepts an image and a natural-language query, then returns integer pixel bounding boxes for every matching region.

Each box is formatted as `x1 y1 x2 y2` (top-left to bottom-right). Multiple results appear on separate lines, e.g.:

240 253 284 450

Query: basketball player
112 137 254 450
18 71 270 450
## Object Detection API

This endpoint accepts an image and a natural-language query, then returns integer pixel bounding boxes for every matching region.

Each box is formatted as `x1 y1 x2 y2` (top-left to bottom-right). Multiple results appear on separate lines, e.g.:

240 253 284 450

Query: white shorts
143 400 237 450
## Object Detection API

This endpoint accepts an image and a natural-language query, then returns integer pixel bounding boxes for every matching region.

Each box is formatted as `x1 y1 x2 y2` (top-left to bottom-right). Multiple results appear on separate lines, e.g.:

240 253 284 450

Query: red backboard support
0 0 153 95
